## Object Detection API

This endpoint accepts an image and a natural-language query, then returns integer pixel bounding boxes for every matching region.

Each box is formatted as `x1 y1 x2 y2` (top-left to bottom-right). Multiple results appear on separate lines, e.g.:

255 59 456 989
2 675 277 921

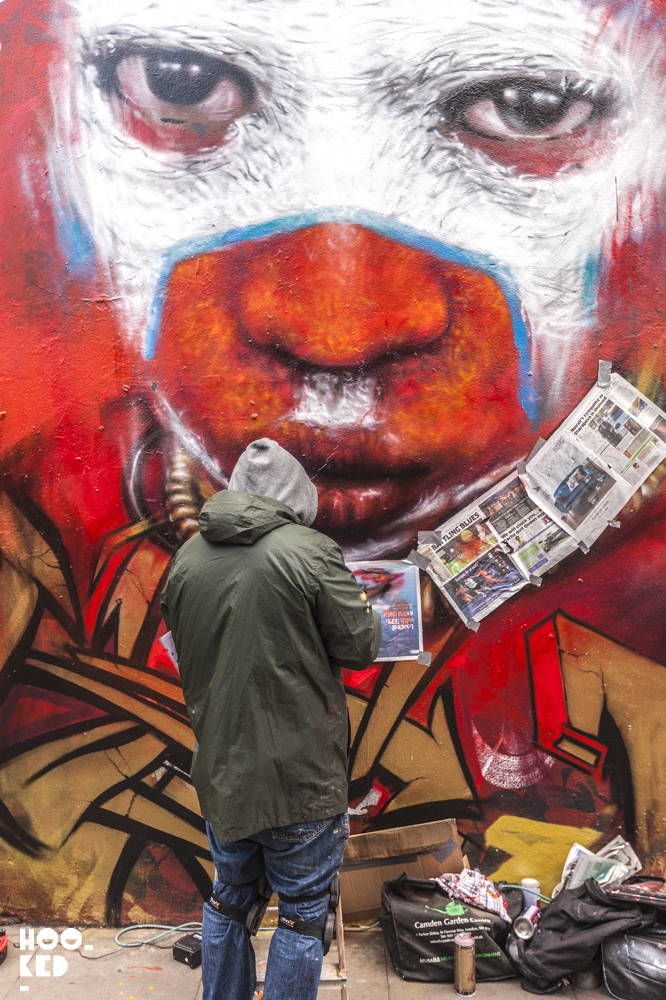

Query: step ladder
253 896 348 999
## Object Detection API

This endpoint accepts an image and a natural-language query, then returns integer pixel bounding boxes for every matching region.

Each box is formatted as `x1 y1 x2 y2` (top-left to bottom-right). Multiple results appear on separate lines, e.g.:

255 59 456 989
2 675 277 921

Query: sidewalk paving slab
1 925 612 1000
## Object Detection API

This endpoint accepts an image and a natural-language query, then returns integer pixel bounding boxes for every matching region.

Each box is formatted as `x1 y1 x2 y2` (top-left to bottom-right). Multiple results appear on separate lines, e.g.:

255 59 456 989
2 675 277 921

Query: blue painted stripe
52 195 97 280
581 251 601 326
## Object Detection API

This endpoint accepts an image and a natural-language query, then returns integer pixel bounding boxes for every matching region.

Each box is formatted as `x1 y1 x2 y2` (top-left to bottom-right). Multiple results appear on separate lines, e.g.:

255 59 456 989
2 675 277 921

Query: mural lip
144 206 536 421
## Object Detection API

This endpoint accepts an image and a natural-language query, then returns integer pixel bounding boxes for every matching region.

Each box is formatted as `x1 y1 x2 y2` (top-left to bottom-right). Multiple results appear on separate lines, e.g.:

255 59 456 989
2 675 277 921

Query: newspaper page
415 473 578 625
559 837 641 890
347 561 424 662
416 489 527 626
522 373 666 547
476 473 579 578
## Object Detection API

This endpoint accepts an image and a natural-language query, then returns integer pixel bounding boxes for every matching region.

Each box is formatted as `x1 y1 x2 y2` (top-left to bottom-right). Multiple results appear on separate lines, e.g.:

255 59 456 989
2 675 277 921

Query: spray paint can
513 904 541 940
520 877 541 909
453 932 476 997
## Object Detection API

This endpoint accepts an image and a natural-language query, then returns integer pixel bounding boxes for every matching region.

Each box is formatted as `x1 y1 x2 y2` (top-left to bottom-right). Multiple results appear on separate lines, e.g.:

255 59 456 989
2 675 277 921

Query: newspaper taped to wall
521 373 666 547
418 512 525 627
416 474 577 626
347 561 424 661
413 370 666 627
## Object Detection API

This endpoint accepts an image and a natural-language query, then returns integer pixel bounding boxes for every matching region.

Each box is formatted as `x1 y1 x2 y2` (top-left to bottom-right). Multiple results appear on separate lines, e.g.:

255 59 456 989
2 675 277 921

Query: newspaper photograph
522 373 666 546
416 497 527 626
477 474 579 577
347 561 424 661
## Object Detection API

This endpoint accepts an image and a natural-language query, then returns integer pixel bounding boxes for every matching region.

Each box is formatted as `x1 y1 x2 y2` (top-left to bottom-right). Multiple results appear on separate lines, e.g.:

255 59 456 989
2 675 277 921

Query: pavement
0 923 613 1000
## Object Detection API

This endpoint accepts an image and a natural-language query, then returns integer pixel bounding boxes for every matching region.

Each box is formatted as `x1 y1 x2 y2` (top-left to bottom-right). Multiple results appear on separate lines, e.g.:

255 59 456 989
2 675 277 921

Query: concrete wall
0 0 665 924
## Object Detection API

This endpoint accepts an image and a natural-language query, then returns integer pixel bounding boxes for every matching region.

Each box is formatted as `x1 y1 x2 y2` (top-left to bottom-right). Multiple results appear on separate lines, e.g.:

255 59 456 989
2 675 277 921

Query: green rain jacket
160 490 382 842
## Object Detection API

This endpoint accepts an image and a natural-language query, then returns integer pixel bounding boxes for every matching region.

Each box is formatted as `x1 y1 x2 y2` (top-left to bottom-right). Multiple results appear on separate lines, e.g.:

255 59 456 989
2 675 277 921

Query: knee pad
277 873 340 955
208 875 272 936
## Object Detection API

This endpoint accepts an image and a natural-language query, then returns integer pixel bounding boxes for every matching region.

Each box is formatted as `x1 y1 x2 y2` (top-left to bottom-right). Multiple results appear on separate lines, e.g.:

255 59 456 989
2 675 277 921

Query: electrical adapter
172 932 202 968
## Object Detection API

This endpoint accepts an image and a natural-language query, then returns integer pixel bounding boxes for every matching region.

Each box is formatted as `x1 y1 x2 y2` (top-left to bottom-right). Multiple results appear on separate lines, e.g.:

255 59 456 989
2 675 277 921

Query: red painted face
153 222 537 541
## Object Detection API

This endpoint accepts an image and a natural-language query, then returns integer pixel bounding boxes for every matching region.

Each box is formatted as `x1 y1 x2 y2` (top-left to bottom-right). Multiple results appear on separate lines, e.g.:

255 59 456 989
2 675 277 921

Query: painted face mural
1 0 665 923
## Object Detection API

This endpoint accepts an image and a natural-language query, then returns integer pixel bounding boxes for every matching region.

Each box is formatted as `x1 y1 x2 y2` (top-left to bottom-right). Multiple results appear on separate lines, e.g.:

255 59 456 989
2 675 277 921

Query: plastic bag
379 873 519 982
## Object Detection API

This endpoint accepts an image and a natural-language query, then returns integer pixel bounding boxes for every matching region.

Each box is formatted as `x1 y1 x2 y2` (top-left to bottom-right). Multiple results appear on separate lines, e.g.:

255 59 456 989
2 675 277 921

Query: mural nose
231 223 450 367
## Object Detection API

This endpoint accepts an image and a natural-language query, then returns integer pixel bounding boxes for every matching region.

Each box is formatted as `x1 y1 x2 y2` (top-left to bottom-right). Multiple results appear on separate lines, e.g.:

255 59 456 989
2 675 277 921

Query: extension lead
114 922 203 948
116 916 379 972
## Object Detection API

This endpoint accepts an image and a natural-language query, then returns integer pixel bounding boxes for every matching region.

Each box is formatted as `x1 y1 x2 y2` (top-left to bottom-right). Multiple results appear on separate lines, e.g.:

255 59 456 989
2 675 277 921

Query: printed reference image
553 461 612 525
442 549 524 622
348 561 424 661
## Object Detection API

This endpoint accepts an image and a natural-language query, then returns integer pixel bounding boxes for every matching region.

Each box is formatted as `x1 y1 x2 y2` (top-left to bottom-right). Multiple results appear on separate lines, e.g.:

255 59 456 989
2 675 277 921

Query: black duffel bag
507 879 656 994
379 873 519 982
602 926 666 1000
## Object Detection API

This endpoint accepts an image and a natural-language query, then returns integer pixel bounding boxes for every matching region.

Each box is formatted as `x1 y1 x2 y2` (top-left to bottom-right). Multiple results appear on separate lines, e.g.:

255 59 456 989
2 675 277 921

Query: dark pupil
496 84 568 132
145 51 225 105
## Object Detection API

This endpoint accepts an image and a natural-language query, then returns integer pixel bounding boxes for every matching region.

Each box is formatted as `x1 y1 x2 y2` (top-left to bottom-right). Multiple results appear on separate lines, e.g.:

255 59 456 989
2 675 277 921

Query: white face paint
34 0 666 550
53 0 666 360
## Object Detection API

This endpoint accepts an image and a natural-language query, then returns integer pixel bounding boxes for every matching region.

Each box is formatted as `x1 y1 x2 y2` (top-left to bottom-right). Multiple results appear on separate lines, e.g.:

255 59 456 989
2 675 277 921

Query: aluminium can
453 931 476 997
513 904 541 940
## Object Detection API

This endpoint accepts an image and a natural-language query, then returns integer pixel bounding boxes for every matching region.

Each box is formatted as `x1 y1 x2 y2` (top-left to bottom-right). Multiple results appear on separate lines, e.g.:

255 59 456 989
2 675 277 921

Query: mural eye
93 45 257 153
442 78 604 141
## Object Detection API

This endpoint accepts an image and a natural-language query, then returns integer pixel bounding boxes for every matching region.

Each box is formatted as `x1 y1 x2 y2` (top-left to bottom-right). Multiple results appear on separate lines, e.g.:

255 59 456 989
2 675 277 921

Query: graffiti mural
1 0 666 923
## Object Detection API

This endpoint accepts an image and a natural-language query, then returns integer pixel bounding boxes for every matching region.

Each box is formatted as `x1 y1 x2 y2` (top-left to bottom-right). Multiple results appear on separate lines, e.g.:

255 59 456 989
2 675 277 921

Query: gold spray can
453 931 476 997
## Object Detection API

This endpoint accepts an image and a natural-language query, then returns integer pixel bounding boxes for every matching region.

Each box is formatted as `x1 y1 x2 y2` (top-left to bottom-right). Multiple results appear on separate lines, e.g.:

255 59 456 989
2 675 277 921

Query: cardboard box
340 818 463 922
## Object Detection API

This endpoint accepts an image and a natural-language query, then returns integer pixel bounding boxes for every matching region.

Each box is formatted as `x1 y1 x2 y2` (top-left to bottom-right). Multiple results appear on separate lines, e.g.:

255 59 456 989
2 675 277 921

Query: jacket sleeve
314 542 382 669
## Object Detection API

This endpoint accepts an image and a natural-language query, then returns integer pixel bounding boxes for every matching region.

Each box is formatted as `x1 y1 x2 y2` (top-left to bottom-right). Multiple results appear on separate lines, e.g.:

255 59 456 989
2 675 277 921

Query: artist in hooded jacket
160 438 381 1000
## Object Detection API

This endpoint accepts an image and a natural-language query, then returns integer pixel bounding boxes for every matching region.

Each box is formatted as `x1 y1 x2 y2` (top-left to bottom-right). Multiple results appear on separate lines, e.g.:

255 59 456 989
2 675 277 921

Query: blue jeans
202 812 350 1000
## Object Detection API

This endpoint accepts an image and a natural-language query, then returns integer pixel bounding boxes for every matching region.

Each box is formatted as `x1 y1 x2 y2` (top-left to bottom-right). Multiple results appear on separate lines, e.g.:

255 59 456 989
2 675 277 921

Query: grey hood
227 438 318 527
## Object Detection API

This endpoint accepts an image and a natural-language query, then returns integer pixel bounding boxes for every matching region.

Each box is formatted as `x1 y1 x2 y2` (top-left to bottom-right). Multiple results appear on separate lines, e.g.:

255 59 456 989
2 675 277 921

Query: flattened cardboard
340 818 463 921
